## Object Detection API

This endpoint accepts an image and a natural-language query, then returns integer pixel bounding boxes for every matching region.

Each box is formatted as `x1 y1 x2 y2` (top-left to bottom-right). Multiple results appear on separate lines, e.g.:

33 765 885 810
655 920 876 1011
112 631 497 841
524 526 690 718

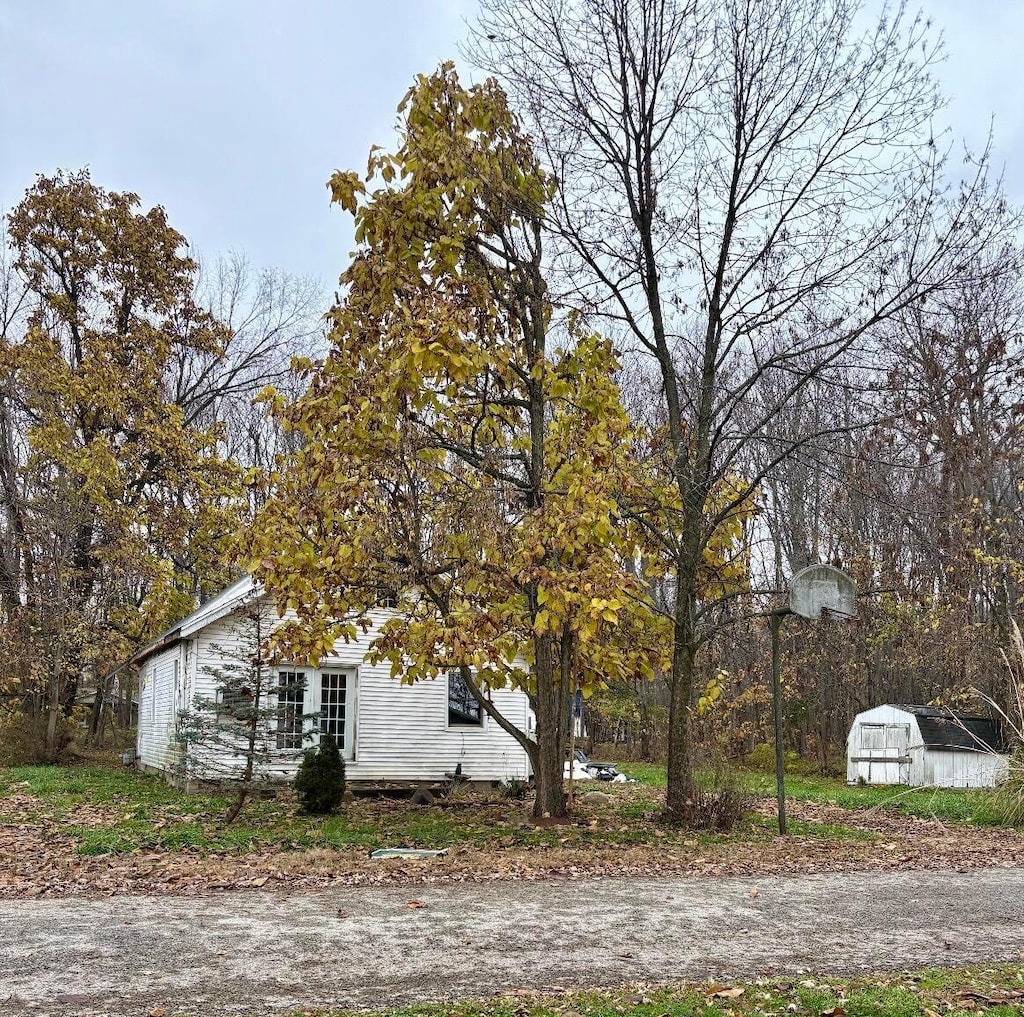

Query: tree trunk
663 575 698 825
531 634 567 817
45 670 61 762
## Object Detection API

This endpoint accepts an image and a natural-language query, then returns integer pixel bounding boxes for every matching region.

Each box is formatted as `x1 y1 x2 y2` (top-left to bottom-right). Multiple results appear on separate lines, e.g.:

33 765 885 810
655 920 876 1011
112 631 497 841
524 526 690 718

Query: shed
847 704 1010 788
129 576 532 787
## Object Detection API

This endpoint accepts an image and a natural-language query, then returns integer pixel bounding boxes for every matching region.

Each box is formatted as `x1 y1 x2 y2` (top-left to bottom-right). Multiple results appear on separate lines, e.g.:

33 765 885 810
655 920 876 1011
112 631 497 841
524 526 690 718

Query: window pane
320 672 347 748
276 671 306 749
861 724 884 750
448 670 482 726
218 687 253 728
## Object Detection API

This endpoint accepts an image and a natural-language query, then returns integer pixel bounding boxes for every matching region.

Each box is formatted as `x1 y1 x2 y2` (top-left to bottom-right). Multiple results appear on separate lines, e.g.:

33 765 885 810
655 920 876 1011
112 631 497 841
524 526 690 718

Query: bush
693 758 752 832
502 777 529 800
742 742 843 777
0 706 78 765
293 734 346 815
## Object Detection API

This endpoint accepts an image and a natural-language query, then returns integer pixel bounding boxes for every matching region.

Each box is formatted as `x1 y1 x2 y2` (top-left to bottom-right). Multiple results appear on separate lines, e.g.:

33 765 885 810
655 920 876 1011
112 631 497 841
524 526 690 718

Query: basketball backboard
788 564 857 621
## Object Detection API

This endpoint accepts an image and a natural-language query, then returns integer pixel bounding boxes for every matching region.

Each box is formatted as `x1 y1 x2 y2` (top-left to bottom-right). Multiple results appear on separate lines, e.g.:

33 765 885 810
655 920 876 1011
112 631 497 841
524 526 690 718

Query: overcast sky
2 0 1022 291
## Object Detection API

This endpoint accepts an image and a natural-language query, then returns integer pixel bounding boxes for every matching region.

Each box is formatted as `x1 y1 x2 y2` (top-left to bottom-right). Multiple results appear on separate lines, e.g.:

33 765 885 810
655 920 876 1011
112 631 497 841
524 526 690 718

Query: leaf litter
2 783 1023 899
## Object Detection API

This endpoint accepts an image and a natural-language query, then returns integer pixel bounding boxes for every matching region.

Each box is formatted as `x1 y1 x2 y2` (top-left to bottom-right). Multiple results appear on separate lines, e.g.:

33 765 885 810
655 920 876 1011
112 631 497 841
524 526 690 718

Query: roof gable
129 575 257 666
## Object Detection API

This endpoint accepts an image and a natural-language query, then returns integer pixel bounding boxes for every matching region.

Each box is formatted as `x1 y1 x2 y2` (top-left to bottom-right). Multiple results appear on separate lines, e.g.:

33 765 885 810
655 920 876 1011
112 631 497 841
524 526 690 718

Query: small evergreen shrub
294 734 346 815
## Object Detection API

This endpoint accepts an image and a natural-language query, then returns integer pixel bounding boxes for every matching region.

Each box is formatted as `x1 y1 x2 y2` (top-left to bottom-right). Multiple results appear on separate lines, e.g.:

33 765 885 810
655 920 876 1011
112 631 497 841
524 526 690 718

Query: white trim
310 666 358 760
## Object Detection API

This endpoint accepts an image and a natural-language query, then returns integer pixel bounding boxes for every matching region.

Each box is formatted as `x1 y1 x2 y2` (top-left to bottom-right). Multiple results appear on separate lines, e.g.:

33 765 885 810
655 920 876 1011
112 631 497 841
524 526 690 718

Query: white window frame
272 665 358 760
310 667 357 760
274 669 309 750
447 670 486 730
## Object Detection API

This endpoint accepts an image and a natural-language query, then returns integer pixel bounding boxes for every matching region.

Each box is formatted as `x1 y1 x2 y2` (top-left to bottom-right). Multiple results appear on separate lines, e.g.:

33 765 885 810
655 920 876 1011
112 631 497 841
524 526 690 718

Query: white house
846 704 1010 788
132 576 532 786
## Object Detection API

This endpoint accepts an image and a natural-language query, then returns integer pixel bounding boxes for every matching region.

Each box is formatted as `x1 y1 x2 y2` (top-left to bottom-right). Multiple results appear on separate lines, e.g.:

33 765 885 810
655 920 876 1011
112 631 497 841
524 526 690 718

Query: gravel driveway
2 867 1023 1016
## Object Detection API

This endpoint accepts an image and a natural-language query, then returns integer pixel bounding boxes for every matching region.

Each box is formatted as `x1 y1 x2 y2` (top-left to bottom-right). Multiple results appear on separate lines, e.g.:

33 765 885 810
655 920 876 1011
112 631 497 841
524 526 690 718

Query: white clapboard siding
155 602 533 784
923 749 1009 788
847 704 1009 788
136 644 184 773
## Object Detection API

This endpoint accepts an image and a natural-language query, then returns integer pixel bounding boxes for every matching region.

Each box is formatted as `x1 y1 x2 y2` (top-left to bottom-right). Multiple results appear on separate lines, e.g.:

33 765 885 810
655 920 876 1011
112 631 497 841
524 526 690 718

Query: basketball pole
770 607 792 836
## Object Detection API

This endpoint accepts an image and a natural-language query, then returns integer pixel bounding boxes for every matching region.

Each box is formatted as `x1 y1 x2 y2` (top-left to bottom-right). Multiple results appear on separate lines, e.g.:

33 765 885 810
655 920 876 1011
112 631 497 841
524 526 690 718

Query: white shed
847 704 1010 788
130 576 532 786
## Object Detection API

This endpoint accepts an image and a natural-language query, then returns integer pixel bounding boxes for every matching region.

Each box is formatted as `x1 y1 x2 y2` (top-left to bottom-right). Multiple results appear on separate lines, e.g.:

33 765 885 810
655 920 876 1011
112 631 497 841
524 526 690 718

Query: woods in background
1 2 1022 830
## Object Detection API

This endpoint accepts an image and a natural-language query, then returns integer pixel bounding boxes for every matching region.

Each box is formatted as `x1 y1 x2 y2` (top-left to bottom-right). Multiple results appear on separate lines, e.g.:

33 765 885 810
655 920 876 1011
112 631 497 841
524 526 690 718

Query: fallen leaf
149 1009 167 1017
748 887 759 897
407 900 426 908
708 986 745 999
820 1007 845 1016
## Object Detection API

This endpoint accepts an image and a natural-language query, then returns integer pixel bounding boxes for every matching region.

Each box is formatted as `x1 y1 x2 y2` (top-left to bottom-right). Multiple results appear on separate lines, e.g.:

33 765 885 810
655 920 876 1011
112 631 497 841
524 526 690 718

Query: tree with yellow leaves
0 171 241 759
248 65 666 816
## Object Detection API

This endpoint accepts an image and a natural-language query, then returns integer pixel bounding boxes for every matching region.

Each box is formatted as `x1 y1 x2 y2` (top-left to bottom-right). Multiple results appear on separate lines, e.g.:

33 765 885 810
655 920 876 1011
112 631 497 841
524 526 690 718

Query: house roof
127 574 257 668
896 705 1009 755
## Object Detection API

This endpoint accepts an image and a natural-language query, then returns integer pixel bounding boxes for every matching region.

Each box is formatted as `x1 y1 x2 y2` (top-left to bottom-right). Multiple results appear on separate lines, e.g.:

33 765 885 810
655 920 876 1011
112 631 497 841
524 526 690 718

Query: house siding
136 643 184 774
157 605 532 784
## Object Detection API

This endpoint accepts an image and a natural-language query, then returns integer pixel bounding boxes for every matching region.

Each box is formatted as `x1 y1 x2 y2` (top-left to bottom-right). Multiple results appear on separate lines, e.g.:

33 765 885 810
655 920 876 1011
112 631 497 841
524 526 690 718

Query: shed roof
896 705 1009 754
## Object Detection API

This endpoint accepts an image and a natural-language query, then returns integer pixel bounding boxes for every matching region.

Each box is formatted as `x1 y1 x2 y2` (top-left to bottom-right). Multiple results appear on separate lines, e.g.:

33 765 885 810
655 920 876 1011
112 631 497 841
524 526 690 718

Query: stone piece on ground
369 848 448 859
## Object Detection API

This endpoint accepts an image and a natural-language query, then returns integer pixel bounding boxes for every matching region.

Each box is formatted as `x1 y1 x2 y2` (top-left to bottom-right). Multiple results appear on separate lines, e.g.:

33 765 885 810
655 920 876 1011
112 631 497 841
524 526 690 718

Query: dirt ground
1 867 1023 1016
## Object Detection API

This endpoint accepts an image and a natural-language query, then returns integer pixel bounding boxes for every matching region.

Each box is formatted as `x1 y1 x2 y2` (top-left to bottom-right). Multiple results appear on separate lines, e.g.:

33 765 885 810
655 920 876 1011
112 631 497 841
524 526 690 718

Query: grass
1 754 1013 861
615 761 1017 826
271 965 1024 1017
0 760 881 858
0 763 667 856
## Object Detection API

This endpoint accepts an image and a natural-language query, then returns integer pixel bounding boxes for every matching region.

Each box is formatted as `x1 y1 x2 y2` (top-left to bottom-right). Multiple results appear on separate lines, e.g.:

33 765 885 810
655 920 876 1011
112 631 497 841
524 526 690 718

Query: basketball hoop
769 564 859 837
788 564 858 622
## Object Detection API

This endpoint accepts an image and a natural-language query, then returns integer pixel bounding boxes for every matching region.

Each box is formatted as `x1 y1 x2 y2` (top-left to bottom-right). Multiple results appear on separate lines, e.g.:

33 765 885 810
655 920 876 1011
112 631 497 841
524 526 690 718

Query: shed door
885 723 910 784
855 722 910 784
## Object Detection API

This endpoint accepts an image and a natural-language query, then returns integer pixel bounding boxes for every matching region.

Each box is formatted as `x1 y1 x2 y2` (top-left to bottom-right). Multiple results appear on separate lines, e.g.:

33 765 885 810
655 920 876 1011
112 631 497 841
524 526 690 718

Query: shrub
0 706 79 765
502 777 529 800
293 734 346 815
693 758 752 832
742 742 842 777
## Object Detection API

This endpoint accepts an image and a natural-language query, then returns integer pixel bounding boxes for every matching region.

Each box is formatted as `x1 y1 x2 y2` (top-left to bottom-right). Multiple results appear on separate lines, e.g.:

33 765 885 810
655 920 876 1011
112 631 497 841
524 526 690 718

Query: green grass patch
618 760 1016 827
0 760 884 858
274 964 1024 1017
749 772 1008 825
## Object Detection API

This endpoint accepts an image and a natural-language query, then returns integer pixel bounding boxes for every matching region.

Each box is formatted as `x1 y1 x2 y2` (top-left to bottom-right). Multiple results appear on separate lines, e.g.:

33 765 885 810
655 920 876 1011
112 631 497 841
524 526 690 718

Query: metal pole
771 611 787 836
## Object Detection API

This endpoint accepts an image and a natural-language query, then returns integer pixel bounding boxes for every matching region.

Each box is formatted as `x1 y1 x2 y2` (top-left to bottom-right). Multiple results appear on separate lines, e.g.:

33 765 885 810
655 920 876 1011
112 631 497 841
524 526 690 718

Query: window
448 670 483 727
319 672 348 748
217 686 254 728
276 671 307 749
861 723 884 750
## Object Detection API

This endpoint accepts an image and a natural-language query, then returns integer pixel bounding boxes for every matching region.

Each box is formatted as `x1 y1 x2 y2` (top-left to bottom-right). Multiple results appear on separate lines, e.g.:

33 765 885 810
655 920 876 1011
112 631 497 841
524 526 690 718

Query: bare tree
180 251 325 485
469 0 1017 822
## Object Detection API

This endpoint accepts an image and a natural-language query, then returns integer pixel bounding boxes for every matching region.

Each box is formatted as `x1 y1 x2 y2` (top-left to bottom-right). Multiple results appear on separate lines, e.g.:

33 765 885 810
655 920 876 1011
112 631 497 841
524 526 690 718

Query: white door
856 722 910 784
310 669 357 759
